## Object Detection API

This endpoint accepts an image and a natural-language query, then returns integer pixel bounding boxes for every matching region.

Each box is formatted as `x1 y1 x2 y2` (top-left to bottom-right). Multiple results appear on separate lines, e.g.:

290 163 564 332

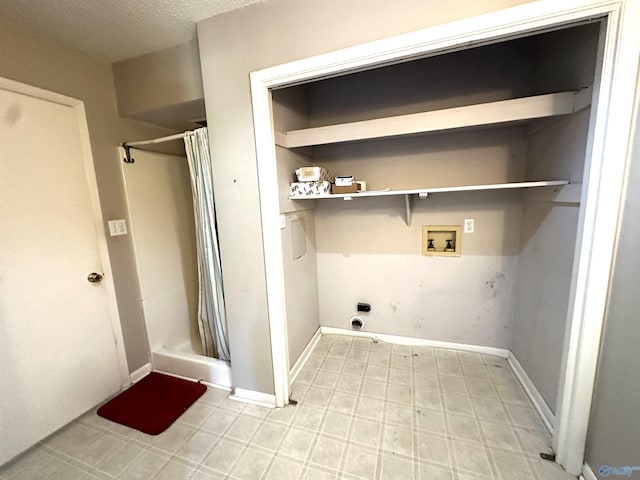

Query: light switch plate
108 219 128 236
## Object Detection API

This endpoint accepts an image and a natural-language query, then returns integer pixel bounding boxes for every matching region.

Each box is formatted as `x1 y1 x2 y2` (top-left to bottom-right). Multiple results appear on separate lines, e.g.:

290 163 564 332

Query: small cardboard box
332 183 358 194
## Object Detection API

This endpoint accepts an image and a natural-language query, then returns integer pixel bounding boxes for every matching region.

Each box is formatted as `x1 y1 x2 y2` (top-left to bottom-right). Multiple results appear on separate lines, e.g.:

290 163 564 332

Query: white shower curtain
184 128 230 361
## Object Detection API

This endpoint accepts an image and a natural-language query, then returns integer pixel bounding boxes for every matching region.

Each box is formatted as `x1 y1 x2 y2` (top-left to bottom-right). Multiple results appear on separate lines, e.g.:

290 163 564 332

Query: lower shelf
289 180 570 225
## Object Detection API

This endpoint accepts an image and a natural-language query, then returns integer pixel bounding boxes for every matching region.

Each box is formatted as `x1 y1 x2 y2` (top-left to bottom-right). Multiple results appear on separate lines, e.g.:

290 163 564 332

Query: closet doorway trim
250 0 639 475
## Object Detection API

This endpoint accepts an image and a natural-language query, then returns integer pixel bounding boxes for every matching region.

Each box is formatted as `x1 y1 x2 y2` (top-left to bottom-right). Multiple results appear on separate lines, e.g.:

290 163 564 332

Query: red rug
97 372 207 435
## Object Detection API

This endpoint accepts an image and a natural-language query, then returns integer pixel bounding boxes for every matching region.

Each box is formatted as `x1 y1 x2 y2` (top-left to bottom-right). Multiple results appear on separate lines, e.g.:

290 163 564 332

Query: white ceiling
0 0 262 63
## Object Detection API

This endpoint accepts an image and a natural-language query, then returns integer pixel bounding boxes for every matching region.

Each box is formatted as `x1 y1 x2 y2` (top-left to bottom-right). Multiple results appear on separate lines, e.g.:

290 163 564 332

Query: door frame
0 76 130 387
250 0 639 474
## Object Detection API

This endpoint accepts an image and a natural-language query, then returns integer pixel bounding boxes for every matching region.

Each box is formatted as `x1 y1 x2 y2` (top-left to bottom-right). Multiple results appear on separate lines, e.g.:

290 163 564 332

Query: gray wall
305 48 528 345
510 110 589 413
281 210 321 367
112 39 206 131
272 87 321 368
585 83 640 477
0 15 178 373
510 24 600 413
197 0 532 394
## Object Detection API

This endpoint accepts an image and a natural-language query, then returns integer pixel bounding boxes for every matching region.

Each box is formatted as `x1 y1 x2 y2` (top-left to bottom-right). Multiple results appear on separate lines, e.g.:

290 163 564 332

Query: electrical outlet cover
464 218 474 233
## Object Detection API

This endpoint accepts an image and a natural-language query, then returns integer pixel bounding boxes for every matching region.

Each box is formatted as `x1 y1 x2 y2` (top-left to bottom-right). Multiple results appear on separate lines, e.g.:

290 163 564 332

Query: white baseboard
290 327 322 383
581 462 597 480
152 369 232 392
319 326 509 358
228 388 276 409
507 352 555 433
129 363 151 384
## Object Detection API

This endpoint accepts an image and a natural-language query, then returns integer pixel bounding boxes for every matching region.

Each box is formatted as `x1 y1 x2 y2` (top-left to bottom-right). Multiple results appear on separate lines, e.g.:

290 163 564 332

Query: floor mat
97 372 207 435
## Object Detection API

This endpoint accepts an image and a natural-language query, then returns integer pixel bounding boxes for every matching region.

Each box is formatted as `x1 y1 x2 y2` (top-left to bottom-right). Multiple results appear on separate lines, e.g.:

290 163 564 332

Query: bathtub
152 341 232 389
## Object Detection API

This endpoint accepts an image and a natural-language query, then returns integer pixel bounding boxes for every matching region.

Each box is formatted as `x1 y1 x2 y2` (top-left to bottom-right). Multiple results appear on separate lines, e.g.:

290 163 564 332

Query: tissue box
335 175 354 186
295 166 334 183
289 181 331 197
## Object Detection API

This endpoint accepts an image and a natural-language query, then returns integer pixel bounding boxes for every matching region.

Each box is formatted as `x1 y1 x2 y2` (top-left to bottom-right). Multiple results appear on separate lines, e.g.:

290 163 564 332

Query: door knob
87 272 103 283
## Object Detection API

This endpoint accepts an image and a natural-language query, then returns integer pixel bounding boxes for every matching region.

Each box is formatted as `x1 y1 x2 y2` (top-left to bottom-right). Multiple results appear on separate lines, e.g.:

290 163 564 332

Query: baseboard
319 326 509 358
581 462 597 480
507 352 555 433
129 363 151 384
290 327 322 383
152 368 232 392
228 388 276 409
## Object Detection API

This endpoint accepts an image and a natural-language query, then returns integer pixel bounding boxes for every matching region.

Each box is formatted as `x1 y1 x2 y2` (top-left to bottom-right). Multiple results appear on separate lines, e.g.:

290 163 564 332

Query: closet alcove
271 21 601 420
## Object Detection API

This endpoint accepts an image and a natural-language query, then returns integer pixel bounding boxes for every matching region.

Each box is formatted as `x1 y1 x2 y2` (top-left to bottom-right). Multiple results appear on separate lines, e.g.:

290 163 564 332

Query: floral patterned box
289 180 332 196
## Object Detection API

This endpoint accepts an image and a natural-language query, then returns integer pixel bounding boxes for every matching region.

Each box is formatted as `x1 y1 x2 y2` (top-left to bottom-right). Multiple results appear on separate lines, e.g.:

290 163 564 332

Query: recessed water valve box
422 225 462 257
357 303 371 312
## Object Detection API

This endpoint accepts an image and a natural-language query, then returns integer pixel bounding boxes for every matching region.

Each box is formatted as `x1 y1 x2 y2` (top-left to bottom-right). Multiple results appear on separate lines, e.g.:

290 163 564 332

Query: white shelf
289 180 570 225
275 89 592 148
289 180 569 200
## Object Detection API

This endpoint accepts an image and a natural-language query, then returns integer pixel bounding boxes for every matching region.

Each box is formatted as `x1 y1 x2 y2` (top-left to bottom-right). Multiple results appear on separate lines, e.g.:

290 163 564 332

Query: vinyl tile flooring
0 334 576 479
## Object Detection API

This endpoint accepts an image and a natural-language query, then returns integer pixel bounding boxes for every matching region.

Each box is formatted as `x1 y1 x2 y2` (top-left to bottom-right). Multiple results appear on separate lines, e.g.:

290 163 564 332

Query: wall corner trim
129 363 152 385
581 462 598 480
508 352 556 433
228 388 276 409
290 327 322 383
319 326 509 358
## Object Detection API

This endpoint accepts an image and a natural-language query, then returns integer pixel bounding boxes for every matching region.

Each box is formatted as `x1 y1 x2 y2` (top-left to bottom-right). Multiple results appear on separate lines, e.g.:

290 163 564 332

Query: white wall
122 150 200 354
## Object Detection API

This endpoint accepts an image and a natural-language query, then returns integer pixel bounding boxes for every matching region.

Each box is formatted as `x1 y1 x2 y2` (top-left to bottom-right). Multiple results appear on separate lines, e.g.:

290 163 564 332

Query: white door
0 81 127 465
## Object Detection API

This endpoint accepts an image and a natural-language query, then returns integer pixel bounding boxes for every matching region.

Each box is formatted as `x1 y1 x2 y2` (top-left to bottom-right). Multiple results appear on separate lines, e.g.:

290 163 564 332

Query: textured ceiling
0 0 262 62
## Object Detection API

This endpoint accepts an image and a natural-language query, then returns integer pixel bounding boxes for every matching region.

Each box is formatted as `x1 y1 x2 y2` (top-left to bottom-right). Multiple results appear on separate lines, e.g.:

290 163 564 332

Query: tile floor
0 335 576 479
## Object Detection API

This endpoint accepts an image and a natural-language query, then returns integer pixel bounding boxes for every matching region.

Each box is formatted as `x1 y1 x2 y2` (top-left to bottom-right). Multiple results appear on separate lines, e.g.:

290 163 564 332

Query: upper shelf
275 88 592 149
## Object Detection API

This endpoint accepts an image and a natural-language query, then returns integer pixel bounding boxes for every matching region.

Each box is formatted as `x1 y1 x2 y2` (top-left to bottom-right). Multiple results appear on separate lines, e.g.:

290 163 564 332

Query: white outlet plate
464 218 474 233
108 219 128 236
279 214 286 229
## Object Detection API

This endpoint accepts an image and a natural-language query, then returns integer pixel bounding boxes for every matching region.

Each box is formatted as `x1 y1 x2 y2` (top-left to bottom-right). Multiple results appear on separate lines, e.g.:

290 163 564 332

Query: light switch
108 219 128 236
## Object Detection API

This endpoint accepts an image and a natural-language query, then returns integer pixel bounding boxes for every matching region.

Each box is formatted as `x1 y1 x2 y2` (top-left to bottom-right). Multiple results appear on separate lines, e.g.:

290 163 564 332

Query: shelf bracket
404 194 412 226
419 192 429 199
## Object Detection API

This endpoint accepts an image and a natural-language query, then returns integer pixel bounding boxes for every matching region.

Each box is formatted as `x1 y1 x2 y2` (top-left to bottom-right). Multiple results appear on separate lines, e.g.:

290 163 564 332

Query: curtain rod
121 132 187 164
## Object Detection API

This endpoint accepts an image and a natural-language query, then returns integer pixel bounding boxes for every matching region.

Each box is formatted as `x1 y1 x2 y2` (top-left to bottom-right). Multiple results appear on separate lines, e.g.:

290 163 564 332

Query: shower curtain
184 128 230 361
